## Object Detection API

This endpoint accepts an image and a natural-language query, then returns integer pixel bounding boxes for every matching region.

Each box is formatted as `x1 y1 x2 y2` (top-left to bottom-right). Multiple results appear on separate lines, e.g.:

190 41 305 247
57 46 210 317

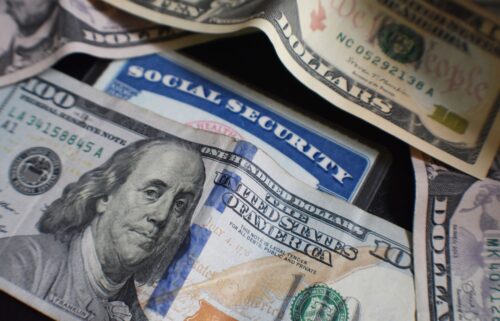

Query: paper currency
93 52 389 208
0 0 220 87
412 149 500 321
101 0 500 178
0 70 414 320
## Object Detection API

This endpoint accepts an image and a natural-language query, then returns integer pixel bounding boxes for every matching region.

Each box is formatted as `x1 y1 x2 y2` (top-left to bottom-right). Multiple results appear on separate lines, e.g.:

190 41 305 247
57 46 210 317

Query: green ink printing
290 284 349 321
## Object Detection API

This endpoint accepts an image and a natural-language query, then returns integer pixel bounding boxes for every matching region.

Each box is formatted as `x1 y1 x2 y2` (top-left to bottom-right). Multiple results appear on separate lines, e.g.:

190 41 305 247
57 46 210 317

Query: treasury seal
290 284 348 321
377 23 424 63
9 147 62 195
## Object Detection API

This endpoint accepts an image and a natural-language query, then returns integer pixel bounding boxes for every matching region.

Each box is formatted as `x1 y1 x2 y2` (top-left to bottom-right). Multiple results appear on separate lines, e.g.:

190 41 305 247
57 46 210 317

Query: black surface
2 32 414 320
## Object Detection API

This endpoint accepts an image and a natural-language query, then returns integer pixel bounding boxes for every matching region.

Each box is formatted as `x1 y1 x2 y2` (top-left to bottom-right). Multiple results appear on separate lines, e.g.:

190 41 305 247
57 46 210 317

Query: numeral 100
22 78 75 109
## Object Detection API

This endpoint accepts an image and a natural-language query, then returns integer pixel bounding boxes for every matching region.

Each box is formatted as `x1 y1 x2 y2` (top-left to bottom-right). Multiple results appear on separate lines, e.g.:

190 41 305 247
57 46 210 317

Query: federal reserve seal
9 147 62 195
378 23 424 63
291 284 348 321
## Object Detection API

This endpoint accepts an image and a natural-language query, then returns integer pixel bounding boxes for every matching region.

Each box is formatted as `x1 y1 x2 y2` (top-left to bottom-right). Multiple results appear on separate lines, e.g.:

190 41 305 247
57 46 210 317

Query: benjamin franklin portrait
0 137 206 321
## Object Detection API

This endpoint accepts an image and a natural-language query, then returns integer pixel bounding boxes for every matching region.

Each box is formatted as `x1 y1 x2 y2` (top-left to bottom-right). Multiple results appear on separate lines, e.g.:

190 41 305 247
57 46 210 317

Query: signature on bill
0 189 19 233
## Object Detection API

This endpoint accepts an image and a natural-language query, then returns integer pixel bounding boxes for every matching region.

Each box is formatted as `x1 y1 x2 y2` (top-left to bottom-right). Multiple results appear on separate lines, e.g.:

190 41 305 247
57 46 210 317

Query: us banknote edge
411 148 432 321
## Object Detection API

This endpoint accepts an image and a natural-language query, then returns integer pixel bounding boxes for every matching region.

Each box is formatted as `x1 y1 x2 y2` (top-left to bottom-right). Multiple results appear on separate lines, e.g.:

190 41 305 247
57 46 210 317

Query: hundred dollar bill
0 70 414 320
412 149 500 321
0 0 220 87
101 0 500 178
93 52 389 208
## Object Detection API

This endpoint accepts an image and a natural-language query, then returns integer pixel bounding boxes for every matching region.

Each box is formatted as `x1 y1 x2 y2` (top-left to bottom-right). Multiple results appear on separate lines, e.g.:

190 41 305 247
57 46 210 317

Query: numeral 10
370 240 412 269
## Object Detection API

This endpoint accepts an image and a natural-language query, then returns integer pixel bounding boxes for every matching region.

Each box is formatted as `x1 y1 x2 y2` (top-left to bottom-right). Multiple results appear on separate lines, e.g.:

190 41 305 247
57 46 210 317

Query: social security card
93 52 386 207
